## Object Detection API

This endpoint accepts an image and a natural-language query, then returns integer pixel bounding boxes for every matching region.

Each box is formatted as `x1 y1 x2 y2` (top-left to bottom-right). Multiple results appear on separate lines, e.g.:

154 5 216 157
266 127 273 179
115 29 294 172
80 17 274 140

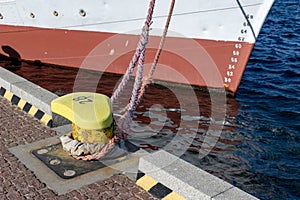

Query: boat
0 0 275 95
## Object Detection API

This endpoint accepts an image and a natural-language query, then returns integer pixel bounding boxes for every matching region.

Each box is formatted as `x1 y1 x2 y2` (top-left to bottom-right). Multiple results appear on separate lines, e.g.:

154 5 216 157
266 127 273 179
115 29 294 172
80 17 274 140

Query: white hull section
0 0 274 43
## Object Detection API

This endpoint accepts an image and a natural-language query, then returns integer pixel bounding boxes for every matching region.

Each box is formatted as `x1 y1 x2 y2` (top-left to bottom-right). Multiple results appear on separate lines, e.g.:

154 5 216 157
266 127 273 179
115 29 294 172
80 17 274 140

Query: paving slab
0 95 157 199
11 81 57 115
9 134 147 195
0 67 27 89
0 67 57 115
0 67 70 127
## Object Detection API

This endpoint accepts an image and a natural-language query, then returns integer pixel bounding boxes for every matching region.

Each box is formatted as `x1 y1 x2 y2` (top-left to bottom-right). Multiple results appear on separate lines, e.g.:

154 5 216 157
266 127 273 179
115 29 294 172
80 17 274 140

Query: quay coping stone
0 67 57 115
1 67 259 199
139 150 259 200
0 67 69 126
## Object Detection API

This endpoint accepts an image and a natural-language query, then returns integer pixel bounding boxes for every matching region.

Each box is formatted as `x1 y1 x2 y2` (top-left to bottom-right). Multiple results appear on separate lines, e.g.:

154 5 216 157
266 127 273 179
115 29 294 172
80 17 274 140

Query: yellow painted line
28 106 38 117
17 98 27 110
4 90 13 101
162 191 186 200
40 113 52 125
136 175 158 191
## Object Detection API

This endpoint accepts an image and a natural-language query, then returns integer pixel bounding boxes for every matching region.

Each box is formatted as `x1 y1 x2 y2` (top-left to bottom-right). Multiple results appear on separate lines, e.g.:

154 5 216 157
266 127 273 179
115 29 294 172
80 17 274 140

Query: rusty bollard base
32 143 106 179
32 140 139 179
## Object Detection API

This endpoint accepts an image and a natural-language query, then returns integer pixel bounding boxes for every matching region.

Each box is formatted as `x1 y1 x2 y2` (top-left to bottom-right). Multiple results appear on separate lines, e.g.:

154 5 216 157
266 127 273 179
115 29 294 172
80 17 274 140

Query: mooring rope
116 48 147 142
74 0 156 160
138 0 175 104
119 0 175 120
74 0 175 160
110 0 155 104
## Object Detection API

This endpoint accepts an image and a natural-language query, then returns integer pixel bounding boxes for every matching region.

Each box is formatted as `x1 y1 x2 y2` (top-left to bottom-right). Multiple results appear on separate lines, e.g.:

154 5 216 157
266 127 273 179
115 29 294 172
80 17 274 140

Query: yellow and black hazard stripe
136 170 186 200
0 86 53 127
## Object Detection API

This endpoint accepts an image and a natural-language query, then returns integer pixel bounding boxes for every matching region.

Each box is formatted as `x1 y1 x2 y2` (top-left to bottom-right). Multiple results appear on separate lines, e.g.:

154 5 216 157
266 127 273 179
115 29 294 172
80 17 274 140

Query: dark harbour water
1 1 299 199
233 1 300 199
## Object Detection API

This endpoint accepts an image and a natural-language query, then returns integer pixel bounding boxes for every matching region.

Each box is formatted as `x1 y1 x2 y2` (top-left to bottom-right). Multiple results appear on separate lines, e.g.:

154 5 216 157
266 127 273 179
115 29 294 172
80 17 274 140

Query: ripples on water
1 1 299 199
234 1 300 199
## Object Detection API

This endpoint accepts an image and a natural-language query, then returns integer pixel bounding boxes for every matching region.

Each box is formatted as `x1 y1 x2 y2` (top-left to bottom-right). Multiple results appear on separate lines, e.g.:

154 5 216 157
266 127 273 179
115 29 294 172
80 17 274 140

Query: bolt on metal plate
32 140 139 179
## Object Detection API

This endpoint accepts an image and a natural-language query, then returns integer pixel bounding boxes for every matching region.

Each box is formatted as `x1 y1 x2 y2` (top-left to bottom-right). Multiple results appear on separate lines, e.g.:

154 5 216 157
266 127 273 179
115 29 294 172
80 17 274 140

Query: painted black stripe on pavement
11 95 21 105
34 110 45 120
0 87 6 96
47 120 53 128
0 86 53 127
23 102 32 112
148 182 173 199
136 171 146 180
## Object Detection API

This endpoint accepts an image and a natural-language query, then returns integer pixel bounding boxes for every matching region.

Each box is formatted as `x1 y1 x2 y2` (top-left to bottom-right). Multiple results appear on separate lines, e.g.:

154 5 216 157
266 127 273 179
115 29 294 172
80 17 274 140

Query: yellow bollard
51 92 114 145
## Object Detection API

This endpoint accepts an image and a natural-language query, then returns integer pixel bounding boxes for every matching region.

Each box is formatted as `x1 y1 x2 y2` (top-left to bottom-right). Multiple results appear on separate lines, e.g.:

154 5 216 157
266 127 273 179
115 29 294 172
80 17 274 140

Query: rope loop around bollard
61 0 176 160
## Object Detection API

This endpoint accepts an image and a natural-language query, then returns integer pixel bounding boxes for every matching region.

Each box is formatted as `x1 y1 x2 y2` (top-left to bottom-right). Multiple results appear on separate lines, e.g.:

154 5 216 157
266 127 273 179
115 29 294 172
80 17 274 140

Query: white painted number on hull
224 12 254 87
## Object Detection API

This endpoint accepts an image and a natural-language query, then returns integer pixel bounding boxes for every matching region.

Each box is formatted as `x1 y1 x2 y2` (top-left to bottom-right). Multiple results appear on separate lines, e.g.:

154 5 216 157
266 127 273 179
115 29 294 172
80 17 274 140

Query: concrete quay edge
137 150 259 200
1 66 259 199
0 67 68 127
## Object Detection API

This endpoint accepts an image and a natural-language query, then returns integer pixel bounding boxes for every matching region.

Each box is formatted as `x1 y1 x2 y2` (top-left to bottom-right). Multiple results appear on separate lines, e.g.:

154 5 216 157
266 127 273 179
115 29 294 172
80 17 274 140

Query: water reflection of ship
0 46 21 70
1 60 244 152
126 82 247 184
129 83 243 152
5 61 243 153
4 60 247 184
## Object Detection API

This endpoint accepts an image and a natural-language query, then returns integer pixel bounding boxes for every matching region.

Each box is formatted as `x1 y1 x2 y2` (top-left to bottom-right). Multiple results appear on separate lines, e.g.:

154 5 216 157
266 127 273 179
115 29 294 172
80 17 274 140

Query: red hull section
0 25 254 94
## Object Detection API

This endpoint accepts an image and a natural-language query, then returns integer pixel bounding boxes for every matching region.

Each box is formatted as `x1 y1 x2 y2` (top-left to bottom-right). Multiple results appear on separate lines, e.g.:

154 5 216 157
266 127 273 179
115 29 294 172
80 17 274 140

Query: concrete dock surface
0 96 157 200
0 67 261 200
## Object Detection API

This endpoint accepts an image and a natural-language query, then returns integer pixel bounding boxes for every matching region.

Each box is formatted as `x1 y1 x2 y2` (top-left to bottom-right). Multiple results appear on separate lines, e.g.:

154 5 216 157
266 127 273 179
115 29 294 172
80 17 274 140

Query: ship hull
0 0 274 94
0 25 255 93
